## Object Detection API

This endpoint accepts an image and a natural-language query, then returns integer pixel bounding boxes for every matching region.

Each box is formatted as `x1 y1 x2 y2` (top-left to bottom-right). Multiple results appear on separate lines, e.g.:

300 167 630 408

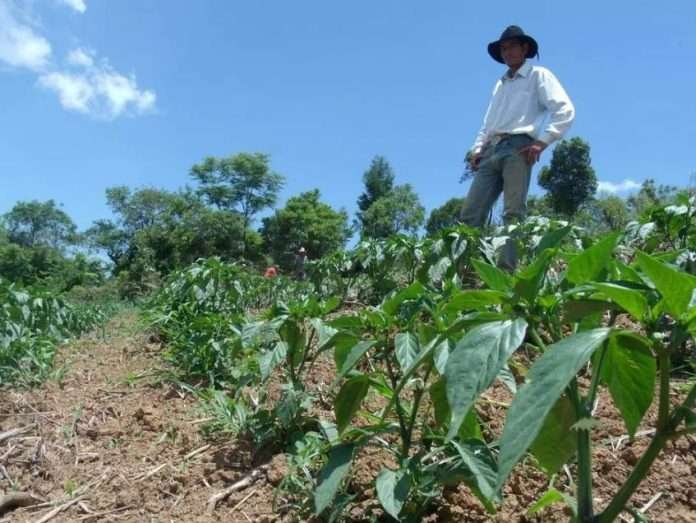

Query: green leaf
497 364 517 394
636 251 696 318
684 409 696 430
514 250 554 303
571 417 601 431
280 319 306 368
529 395 576 475
566 233 619 285
611 260 644 284
472 259 513 292
311 318 339 350
430 378 450 428
376 468 410 520
497 328 611 490
259 341 287 381
314 444 354 514
395 332 419 373
600 332 656 437
334 339 375 380
329 315 364 332
562 299 612 323
382 282 426 317
446 290 507 313
592 283 649 322
528 488 577 516
428 257 452 284
335 374 370 433
430 378 481 439
451 439 498 512
332 332 358 369
452 236 469 260
433 339 451 375
536 226 571 254
445 319 527 440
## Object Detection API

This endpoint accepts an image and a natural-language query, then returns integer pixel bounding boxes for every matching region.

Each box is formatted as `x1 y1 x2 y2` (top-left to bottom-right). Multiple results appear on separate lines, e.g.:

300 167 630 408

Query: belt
488 133 531 147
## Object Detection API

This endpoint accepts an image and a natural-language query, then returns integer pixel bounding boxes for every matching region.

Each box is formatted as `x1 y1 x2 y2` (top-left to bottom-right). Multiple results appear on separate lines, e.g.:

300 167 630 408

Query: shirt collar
502 61 532 81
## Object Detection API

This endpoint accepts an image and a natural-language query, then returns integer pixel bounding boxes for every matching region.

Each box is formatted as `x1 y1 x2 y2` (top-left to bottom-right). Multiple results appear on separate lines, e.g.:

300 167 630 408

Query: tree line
0 138 684 296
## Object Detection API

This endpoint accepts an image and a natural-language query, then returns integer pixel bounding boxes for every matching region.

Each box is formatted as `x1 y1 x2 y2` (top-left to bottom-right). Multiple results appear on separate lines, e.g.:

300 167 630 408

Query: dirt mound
0 312 277 522
1 311 694 522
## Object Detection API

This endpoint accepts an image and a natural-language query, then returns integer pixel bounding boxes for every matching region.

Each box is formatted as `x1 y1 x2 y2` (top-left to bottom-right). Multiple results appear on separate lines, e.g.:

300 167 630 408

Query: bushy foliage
0 278 108 387
261 189 351 270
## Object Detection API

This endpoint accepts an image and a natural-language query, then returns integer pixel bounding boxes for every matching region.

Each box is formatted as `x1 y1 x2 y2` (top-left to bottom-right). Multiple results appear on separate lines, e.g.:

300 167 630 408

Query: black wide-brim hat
487 25 539 64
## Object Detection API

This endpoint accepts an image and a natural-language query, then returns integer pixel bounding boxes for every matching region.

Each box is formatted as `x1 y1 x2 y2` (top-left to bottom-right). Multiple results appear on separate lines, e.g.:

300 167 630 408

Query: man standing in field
462 25 575 270
294 246 307 280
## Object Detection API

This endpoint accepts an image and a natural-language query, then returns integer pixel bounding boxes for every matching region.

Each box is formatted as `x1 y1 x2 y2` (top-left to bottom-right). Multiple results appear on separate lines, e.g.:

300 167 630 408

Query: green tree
538 137 597 217
261 189 351 270
86 186 187 271
357 156 395 213
86 186 259 285
360 184 425 239
3 200 77 250
626 179 678 218
574 195 631 235
190 152 284 253
426 197 466 235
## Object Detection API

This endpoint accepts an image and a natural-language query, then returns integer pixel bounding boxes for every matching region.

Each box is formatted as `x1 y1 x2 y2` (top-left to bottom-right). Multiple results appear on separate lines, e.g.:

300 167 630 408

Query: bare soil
1 311 694 522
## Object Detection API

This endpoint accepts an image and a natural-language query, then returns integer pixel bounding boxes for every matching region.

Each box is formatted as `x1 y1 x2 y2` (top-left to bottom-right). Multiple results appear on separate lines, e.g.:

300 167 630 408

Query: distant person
294 247 307 280
461 25 575 270
264 265 277 278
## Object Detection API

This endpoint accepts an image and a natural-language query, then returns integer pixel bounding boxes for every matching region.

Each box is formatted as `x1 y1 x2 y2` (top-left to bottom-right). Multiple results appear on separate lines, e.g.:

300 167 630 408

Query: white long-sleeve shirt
471 61 575 154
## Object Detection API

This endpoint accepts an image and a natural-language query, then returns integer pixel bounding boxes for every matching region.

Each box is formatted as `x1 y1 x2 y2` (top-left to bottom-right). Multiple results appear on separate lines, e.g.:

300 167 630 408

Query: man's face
500 39 528 69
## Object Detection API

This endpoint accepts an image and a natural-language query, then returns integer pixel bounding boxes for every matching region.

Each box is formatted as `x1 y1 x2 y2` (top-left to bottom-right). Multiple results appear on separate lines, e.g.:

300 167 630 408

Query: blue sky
1 0 695 233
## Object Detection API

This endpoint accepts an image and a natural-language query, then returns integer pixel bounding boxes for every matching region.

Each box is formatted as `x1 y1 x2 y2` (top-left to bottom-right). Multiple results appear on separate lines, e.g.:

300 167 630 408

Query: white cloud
38 71 92 112
0 1 52 71
1 1 156 119
39 49 156 118
67 47 93 67
597 179 642 194
57 0 86 13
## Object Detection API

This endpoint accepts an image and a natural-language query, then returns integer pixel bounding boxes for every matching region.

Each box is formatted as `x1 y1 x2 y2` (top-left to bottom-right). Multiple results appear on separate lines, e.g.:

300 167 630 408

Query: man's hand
518 140 547 165
468 152 483 172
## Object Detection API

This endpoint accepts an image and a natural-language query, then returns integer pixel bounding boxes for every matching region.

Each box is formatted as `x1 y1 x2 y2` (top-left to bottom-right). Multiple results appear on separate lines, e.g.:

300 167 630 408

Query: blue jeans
461 134 534 270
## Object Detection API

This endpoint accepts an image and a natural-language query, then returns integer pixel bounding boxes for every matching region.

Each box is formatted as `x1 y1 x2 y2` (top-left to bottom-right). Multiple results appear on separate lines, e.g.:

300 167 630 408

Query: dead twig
0 445 17 462
187 417 215 425
135 463 169 482
206 466 267 514
184 444 211 461
639 492 663 514
76 506 133 521
32 496 85 523
609 429 656 453
0 424 37 444
229 488 258 513
0 492 44 517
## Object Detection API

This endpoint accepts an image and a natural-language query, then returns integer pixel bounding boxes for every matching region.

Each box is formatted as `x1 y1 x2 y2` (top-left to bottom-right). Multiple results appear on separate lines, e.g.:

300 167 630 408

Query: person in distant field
264 265 277 278
294 247 307 280
461 25 575 270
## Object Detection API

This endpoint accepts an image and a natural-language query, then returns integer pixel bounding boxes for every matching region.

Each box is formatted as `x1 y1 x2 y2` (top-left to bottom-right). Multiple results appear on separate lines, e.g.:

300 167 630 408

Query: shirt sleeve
471 81 501 154
536 69 575 145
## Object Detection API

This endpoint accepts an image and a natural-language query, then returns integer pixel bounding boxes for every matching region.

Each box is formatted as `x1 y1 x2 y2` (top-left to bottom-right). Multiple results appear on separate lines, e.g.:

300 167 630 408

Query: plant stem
385 355 410 454
404 361 434 454
569 379 594 522
529 325 549 352
657 346 671 431
587 344 607 409
380 334 445 421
